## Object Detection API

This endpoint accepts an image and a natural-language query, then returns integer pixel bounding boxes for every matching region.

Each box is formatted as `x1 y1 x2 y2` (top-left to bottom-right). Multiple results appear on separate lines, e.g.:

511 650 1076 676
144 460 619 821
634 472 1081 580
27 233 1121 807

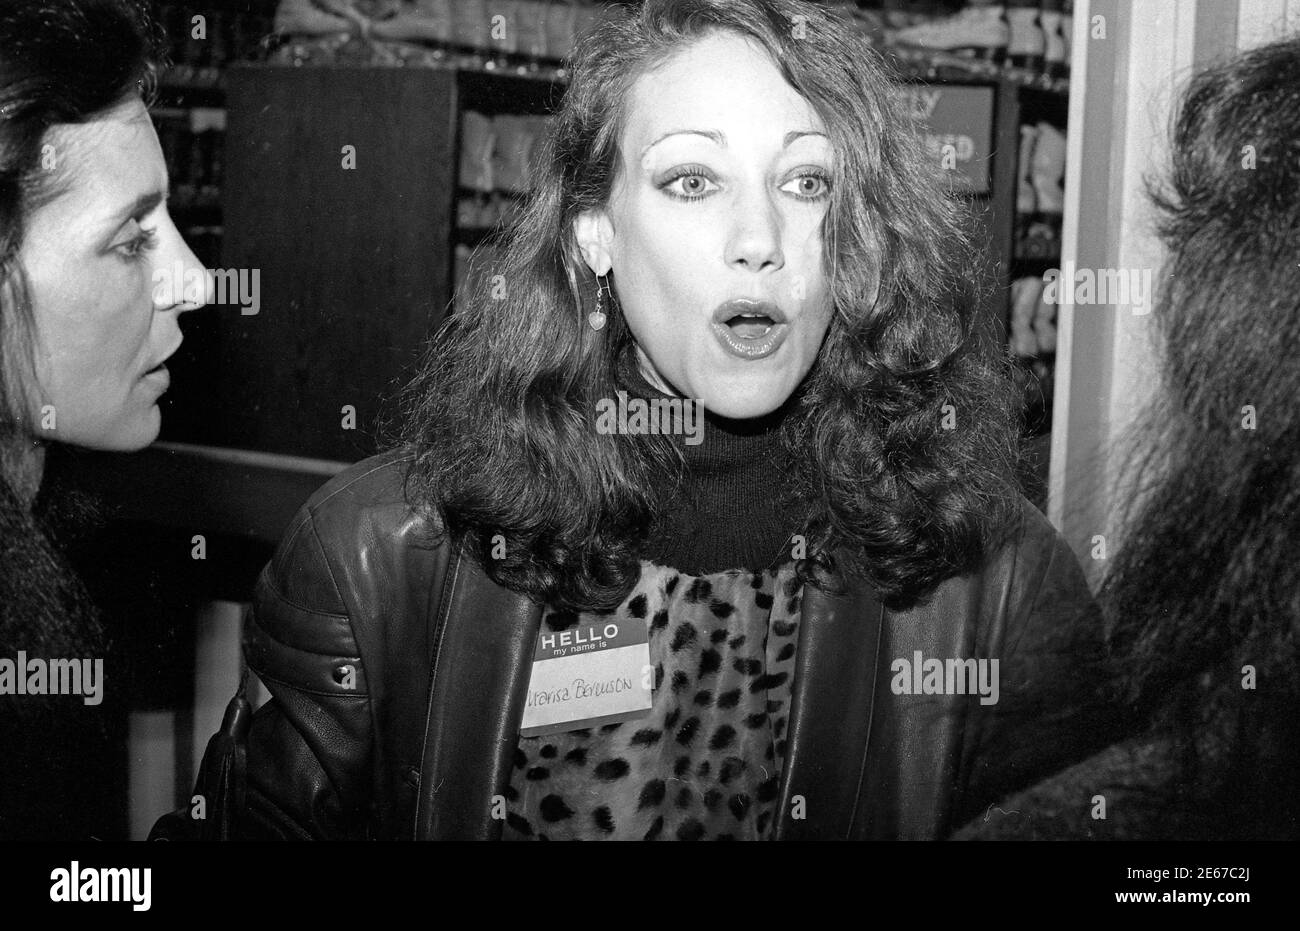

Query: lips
710 299 790 361
712 299 788 334
143 341 183 379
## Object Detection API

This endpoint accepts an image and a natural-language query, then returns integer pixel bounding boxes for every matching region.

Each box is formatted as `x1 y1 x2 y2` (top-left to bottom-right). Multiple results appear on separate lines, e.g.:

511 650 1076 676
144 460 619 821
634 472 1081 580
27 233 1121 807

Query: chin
122 415 162 451
698 380 794 420
85 409 162 452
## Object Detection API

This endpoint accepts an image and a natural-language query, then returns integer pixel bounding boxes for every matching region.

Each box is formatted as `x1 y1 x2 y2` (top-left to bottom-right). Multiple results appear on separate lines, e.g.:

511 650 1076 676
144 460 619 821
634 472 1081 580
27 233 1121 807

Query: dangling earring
588 274 611 331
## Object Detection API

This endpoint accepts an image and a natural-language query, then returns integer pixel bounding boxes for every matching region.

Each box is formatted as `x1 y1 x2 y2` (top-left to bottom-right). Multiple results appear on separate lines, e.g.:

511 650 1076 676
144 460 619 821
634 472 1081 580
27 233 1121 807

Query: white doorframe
1048 0 1300 584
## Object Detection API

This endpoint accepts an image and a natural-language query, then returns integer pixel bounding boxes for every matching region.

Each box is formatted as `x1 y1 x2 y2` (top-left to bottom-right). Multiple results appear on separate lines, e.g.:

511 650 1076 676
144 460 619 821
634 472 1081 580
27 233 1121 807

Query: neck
1 434 46 511
616 350 809 574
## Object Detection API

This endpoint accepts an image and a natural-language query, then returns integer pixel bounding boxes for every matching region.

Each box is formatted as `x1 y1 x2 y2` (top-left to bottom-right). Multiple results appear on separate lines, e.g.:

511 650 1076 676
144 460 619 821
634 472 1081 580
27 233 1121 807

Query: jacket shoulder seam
308 509 359 629
259 566 351 623
307 451 416 515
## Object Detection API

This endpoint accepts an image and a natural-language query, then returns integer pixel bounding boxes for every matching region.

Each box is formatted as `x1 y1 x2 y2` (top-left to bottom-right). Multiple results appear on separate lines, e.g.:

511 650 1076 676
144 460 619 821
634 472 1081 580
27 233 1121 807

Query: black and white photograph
0 0 1293 910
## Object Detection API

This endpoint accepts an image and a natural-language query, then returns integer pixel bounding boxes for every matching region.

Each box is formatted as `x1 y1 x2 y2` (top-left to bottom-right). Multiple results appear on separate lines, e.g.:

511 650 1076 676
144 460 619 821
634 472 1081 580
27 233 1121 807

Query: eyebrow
103 190 166 231
640 128 827 158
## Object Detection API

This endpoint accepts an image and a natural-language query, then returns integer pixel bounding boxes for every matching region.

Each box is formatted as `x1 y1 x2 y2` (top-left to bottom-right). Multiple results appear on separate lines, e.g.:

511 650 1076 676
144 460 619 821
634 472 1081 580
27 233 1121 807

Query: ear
572 208 614 277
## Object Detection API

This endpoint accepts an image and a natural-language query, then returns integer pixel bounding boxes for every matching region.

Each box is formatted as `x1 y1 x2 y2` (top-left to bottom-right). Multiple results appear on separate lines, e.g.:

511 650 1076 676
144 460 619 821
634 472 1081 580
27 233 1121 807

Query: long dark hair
0 0 162 663
399 0 1020 612
1102 35 1300 838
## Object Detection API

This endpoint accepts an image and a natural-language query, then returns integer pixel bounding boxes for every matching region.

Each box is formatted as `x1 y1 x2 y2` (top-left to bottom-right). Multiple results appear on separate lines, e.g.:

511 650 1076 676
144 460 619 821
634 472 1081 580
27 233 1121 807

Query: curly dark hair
399 0 1021 612
1101 34 1300 838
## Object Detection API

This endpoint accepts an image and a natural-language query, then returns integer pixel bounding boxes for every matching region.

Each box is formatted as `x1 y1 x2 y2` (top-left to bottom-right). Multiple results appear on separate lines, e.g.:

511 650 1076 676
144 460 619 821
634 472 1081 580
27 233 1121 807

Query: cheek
28 273 157 438
794 230 834 320
40 295 148 382
789 208 830 281
802 301 835 359
803 287 835 357
613 210 709 327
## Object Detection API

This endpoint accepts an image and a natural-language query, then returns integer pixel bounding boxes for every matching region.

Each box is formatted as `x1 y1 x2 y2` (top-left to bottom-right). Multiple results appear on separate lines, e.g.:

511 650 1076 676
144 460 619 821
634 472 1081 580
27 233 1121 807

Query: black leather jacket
239 448 1114 840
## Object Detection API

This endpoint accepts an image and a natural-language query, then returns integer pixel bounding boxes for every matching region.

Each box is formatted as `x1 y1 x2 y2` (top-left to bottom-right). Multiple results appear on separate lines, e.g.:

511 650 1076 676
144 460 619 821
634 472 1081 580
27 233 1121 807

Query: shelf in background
68 441 346 547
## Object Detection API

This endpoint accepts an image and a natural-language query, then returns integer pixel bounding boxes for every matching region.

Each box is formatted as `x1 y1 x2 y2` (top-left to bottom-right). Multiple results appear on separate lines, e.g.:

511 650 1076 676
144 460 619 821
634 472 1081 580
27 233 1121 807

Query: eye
659 166 719 201
781 170 831 201
116 226 159 262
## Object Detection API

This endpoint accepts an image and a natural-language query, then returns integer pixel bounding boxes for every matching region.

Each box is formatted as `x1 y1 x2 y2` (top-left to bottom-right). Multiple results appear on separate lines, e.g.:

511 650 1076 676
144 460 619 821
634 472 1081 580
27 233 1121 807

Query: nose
724 183 785 273
152 217 214 314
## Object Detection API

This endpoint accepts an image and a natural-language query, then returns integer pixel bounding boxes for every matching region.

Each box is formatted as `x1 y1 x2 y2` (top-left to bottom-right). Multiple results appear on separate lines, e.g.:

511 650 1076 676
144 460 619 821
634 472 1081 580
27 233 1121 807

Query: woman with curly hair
235 0 1112 841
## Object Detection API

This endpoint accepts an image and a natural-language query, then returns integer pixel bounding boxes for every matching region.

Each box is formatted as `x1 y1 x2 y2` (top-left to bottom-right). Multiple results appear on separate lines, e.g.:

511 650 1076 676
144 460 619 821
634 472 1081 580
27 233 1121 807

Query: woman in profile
958 34 1300 840
0 0 210 838
236 0 1114 841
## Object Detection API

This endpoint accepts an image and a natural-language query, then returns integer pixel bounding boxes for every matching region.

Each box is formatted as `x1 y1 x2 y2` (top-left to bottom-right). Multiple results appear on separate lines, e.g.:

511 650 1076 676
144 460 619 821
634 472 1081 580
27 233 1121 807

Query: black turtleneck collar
613 351 810 574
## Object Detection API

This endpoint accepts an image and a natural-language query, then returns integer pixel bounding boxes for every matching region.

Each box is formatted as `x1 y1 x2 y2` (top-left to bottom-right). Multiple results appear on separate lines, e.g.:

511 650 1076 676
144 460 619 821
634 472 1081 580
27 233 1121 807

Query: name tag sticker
520 618 653 738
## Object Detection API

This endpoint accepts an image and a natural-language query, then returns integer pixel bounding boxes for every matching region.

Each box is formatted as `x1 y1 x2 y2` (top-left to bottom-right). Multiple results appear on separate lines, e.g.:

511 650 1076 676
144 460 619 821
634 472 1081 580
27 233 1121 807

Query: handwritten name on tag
519 618 653 738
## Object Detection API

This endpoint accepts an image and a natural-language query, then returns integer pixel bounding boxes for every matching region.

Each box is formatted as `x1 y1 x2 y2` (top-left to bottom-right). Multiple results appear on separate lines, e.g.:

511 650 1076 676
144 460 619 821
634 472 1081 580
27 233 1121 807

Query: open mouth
723 312 778 340
710 300 789 360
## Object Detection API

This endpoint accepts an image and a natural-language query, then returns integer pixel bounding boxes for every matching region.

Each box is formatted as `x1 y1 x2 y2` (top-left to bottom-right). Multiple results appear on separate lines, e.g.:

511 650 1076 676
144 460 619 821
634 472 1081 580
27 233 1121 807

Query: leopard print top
504 560 803 840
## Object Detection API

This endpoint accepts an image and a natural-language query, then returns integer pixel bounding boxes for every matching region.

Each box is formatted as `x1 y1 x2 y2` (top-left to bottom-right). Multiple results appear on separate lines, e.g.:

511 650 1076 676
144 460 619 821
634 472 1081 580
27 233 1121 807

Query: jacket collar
413 549 883 840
